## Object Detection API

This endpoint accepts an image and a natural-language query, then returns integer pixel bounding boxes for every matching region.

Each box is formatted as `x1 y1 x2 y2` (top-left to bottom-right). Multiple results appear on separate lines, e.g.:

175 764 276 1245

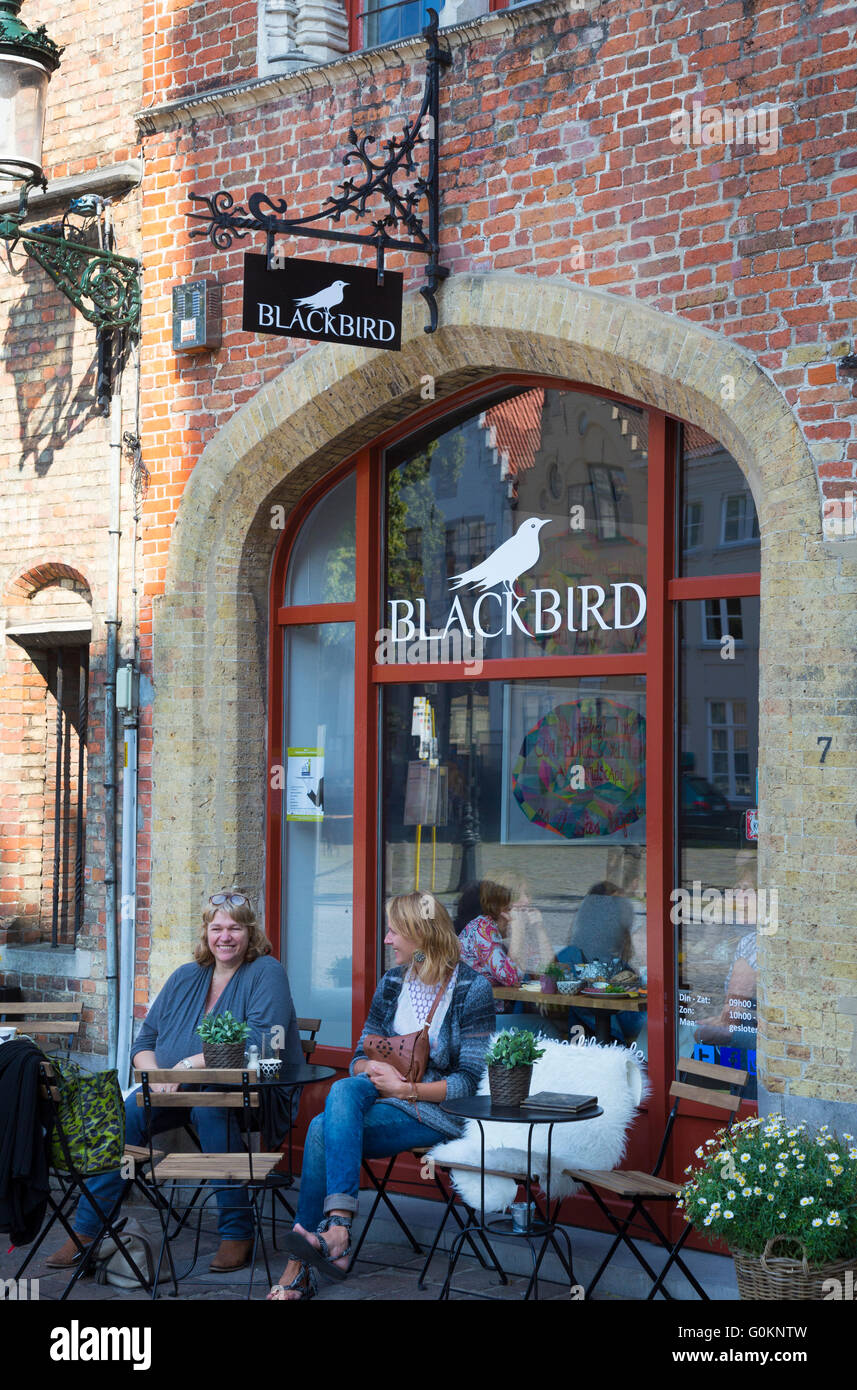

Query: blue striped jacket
350 962 495 1138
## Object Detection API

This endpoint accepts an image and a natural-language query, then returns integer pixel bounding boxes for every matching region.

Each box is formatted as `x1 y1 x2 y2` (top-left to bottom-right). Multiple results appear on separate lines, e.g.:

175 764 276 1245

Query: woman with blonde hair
48 889 302 1275
268 890 495 1300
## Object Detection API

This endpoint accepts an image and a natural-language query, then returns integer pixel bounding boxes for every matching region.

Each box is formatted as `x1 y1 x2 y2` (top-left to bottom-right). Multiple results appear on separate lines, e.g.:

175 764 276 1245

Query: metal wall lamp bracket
0 179 141 331
188 8 451 333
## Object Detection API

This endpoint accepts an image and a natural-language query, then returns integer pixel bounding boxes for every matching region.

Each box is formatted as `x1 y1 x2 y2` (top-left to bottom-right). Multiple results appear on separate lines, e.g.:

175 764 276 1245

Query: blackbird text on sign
242 254 403 351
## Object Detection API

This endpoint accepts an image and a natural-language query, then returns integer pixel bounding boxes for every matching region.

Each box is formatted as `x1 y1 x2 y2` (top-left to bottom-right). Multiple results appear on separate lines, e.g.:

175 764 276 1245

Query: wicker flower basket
733 1237 857 1300
202 1042 247 1069
487 1063 532 1107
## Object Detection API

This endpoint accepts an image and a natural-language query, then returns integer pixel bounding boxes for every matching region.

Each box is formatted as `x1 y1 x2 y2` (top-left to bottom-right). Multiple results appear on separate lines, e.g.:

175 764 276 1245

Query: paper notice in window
286 747 324 821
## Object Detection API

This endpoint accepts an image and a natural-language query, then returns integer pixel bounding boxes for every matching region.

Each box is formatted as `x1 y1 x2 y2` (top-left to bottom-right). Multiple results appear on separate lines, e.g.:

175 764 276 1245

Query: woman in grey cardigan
47 890 302 1275
269 891 495 1301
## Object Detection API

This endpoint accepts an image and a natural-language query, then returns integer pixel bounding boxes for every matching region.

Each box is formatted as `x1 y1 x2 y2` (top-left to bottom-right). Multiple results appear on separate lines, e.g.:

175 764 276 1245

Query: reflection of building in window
683 500 703 549
445 518 494 576
708 699 751 798
588 465 631 540
721 493 760 544
479 389 545 484
703 597 743 642
405 527 422 565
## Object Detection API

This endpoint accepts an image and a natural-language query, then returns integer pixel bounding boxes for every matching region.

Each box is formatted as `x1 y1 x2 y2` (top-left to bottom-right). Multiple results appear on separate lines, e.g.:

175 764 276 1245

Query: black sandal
277 1216 352 1283
268 1261 317 1300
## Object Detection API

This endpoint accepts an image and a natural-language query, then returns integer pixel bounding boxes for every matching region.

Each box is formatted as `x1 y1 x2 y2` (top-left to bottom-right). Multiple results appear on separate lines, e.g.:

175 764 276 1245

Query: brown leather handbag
362 976 450 1084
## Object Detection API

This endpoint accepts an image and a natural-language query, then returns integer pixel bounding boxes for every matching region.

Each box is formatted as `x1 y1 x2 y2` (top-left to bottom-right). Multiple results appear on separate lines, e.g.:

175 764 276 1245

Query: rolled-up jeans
295 1074 445 1231
74 1087 254 1240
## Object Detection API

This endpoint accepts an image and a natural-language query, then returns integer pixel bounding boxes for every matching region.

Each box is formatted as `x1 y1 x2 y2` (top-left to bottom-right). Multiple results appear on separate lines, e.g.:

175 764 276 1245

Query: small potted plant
679 1114 857 1299
484 1029 546 1107
197 1010 250 1068
539 962 563 994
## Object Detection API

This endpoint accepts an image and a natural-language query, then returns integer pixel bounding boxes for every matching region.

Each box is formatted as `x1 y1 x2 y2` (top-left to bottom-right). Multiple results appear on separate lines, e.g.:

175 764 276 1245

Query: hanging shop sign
242 254 403 351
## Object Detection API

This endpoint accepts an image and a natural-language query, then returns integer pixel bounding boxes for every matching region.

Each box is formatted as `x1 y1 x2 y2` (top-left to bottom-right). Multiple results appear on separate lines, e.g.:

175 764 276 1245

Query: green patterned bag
49 1059 125 1175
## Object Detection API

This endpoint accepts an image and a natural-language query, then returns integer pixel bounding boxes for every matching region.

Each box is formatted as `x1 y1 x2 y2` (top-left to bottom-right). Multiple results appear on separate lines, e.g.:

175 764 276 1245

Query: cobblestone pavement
1 1201 573 1303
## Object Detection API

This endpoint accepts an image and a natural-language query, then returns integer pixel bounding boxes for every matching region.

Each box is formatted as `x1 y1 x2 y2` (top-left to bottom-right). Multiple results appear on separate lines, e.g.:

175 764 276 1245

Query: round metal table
437 1094 603 1300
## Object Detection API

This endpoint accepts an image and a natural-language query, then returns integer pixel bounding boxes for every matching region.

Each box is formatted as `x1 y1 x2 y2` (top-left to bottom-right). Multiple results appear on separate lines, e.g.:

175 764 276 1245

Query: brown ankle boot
46 1233 94 1268
209 1238 254 1272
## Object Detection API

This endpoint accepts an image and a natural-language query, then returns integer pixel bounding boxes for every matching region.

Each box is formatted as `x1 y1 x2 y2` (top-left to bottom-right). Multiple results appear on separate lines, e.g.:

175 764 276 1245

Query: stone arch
149 271 816 987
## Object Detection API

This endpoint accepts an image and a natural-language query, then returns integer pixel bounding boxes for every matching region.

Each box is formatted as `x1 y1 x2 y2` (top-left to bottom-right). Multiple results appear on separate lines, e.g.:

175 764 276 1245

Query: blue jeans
75 1088 254 1240
295 1075 444 1231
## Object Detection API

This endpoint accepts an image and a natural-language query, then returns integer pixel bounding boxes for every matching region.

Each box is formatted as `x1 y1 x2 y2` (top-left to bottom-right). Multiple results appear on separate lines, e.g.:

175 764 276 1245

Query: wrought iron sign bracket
0 179 141 332
188 8 452 333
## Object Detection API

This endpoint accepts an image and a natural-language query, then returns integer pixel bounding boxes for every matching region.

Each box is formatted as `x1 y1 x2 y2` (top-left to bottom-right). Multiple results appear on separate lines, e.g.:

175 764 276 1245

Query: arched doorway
268 374 761 1184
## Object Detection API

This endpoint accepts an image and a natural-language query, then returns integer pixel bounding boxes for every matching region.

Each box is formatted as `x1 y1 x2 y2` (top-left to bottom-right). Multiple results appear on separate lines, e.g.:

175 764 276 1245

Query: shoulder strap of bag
422 971 452 1029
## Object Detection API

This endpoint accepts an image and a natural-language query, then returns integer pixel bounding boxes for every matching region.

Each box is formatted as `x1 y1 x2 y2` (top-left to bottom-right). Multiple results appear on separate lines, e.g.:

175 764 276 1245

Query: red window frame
267 373 761 1176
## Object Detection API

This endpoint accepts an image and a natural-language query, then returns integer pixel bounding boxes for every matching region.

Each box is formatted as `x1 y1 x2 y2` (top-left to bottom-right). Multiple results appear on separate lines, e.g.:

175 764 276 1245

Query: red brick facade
2 0 856 1062
0 0 142 1057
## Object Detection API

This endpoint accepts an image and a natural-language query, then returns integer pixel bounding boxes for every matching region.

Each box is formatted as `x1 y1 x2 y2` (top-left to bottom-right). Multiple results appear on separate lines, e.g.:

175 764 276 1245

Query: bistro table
437 1094 603 1301
492 985 646 1046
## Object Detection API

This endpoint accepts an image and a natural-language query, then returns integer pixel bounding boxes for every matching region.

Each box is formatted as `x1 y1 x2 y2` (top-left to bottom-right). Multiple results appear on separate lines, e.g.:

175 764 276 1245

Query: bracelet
409 1083 418 1103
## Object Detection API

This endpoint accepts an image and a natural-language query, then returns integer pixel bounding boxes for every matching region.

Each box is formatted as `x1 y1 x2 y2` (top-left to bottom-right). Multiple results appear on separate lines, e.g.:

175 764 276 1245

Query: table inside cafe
492 985 646 1046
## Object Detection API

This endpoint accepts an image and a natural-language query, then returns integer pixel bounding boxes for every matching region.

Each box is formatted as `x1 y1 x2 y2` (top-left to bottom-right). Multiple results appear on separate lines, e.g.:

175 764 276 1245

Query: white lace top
392 965 459 1053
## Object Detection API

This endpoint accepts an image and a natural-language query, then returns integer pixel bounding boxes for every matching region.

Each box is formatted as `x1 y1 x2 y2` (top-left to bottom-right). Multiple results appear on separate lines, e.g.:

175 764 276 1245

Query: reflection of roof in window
684 423 725 457
480 389 545 476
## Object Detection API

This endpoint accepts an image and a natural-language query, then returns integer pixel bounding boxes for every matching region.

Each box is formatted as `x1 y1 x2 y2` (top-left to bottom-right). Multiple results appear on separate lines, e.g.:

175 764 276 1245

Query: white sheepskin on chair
428 1038 648 1212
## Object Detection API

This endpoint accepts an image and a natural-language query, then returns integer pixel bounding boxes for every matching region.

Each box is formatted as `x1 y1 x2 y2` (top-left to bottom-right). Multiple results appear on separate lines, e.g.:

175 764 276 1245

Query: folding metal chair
136 1066 282 1299
351 1149 549 1293
566 1055 748 1299
14 1059 155 1298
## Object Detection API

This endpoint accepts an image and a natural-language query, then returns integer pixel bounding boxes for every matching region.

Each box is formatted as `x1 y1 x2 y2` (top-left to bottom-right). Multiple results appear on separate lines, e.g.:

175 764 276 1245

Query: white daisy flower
766 1194 775 1201
723 1210 734 1219
740 1153 751 1163
800 1196 814 1206
812 1218 823 1227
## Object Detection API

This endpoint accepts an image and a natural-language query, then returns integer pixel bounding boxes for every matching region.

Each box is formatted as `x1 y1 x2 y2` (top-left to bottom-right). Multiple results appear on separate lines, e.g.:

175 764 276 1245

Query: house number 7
817 736 832 764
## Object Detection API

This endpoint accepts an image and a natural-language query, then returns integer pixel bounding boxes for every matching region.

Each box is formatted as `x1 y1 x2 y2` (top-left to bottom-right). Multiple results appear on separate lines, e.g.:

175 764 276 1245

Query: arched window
269 377 760 1169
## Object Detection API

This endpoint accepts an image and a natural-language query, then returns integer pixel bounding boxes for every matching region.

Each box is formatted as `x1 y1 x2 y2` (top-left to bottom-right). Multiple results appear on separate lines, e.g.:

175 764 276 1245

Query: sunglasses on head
209 892 251 909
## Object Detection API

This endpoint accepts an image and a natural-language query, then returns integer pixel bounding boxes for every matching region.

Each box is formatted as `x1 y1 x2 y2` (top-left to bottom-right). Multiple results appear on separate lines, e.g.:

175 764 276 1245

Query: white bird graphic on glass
293 279 349 311
450 518 551 594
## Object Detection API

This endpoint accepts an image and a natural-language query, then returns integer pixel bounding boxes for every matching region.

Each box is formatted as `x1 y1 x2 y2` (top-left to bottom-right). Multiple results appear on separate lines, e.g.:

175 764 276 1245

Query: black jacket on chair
0 1038 51 1246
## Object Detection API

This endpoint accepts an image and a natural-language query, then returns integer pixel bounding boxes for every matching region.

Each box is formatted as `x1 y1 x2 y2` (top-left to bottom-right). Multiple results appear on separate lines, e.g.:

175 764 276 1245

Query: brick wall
0 0 143 1057
133 0 857 1107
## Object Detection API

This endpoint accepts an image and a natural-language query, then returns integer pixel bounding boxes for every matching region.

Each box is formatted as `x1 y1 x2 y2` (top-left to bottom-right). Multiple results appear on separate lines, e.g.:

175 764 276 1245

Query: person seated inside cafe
457 878 562 1038
558 878 644 1044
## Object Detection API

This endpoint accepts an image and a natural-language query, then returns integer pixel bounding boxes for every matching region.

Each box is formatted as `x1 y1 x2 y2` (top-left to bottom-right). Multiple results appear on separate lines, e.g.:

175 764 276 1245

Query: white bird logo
293 279 349 311
450 518 551 594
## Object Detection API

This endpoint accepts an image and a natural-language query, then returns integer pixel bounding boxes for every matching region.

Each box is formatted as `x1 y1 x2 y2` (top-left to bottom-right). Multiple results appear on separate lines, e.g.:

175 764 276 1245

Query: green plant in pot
197 1010 250 1069
484 1029 546 1107
539 962 563 994
679 1114 857 1300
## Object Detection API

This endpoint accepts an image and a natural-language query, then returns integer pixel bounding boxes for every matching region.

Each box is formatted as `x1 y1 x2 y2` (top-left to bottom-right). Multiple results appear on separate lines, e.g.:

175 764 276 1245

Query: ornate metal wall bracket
0 181 141 331
189 8 451 333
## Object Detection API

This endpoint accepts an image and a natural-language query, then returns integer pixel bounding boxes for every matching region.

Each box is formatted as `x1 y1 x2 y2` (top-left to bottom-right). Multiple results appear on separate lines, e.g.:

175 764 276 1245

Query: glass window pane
381 676 649 1058
383 388 649 664
281 622 354 1047
678 429 760 577
284 471 356 606
676 596 760 1098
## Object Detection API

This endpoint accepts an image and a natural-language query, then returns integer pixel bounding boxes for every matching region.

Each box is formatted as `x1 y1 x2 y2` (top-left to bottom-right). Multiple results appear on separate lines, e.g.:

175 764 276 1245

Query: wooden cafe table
492 985 646 1046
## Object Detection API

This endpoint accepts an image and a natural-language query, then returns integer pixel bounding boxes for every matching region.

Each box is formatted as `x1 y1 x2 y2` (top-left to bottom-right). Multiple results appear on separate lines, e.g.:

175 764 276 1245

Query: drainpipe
116 703 137 1089
104 349 122 1069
